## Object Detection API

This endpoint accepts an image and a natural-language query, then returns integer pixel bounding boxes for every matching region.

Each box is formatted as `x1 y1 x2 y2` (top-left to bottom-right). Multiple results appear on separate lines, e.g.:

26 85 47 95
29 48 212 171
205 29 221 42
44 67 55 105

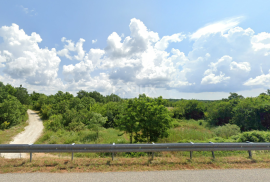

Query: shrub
171 119 181 128
234 131 270 142
213 124 241 139
45 114 63 132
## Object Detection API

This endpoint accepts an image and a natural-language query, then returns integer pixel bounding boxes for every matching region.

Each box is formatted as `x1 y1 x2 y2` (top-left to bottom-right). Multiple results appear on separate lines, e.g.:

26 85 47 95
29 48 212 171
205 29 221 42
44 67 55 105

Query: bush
45 114 63 132
171 119 181 128
234 131 270 142
213 124 240 139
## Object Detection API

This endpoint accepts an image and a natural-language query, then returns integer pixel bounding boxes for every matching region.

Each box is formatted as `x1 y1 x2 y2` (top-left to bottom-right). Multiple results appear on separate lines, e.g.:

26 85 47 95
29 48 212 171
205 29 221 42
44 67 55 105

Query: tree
77 90 89 99
267 89 270 96
15 85 31 105
228 92 244 100
206 101 233 126
87 112 107 139
183 100 205 120
116 100 139 144
0 95 26 129
117 94 172 143
89 91 105 103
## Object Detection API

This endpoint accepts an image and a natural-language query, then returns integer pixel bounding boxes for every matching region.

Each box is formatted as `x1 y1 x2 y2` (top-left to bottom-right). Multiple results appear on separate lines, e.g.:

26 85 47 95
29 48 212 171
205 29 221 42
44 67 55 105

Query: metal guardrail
0 141 269 161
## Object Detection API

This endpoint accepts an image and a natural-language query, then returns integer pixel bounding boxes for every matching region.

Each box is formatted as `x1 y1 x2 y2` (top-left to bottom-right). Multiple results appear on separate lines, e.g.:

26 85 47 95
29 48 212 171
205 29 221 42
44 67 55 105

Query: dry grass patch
1 154 270 173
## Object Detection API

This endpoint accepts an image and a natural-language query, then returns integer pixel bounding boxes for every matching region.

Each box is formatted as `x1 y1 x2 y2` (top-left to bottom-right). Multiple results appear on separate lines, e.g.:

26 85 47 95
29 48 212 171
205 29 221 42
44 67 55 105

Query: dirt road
1 110 44 159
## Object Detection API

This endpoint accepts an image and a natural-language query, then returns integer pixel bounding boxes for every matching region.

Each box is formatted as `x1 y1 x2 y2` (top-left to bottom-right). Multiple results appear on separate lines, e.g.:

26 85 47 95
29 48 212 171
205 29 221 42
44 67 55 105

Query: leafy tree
81 97 96 110
116 100 139 143
89 91 105 103
267 89 270 96
77 90 89 99
15 85 31 105
117 94 172 143
230 97 262 131
207 101 233 126
228 92 244 100
0 95 26 129
4 84 17 96
183 100 205 120
87 112 107 139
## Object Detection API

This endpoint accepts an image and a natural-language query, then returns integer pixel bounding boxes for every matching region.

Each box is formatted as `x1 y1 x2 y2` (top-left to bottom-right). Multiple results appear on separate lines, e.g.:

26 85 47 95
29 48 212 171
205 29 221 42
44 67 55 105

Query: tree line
2 81 270 143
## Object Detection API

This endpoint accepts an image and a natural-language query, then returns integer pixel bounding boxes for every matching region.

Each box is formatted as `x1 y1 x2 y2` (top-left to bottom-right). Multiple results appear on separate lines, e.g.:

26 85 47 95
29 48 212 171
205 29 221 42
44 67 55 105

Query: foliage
233 131 270 142
206 101 233 126
173 100 205 120
117 94 172 143
213 124 241 138
0 95 27 129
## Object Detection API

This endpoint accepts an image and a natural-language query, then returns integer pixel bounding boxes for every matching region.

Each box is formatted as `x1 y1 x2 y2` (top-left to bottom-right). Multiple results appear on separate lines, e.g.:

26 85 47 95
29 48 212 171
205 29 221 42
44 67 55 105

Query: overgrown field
35 118 269 158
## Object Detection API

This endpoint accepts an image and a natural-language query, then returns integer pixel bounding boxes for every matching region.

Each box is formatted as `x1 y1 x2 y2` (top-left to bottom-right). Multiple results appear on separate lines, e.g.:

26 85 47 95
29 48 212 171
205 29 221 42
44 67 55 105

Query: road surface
0 169 270 182
1 109 44 159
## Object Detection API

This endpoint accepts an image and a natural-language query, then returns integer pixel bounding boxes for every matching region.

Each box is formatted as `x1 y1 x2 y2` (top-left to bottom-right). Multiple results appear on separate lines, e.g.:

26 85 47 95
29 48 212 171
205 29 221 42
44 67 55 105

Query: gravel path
1 110 44 159
1 169 270 182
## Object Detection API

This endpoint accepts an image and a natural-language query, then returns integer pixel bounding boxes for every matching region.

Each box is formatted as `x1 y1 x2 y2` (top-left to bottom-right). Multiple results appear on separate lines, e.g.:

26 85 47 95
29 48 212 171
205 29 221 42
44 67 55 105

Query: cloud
155 33 185 51
190 16 244 40
20 5 37 16
0 24 61 86
2 17 270 98
57 38 85 61
92 39 97 44
244 71 270 86
201 72 230 85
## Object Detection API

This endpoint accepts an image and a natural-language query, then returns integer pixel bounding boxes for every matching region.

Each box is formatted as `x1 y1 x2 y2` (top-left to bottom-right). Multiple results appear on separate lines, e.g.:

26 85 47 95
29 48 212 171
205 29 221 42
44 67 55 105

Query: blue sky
1 0 270 99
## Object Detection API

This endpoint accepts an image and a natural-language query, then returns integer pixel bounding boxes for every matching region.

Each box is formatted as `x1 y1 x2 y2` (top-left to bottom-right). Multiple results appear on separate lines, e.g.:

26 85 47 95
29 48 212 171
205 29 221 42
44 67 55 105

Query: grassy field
34 118 247 158
0 112 29 144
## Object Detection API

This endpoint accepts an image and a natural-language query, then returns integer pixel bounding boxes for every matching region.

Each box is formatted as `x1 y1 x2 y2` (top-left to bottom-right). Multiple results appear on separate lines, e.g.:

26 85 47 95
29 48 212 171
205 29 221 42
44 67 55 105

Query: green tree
117 94 172 143
15 85 31 105
0 95 26 129
228 92 244 100
116 100 139 143
87 112 107 139
206 101 233 126
184 100 205 120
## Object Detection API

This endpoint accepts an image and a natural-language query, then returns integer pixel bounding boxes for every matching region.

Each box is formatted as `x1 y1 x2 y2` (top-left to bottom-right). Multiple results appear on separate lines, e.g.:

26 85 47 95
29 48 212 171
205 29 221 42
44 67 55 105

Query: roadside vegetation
2 152 270 173
3 81 270 163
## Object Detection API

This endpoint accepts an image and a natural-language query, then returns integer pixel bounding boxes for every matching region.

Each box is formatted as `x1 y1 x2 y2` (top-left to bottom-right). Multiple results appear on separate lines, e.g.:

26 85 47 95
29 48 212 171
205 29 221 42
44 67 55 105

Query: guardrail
0 141 269 162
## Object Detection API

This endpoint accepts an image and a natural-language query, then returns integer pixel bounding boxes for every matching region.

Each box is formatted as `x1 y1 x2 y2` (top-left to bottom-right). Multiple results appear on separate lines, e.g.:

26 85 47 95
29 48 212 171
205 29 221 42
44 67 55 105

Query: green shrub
45 114 63 131
213 124 241 138
234 131 270 142
171 119 181 128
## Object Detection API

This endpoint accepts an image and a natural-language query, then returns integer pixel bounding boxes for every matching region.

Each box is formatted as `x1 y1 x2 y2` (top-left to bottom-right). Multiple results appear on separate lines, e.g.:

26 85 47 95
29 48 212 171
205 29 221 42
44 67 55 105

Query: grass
0 112 29 144
36 128 128 145
159 119 214 143
1 151 270 173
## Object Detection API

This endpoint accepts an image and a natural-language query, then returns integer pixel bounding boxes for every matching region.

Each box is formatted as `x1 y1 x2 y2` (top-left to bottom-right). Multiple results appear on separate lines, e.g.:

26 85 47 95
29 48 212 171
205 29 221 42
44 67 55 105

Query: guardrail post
112 143 115 161
152 142 155 160
190 142 194 159
71 143 75 161
209 142 215 159
29 143 33 162
246 141 253 159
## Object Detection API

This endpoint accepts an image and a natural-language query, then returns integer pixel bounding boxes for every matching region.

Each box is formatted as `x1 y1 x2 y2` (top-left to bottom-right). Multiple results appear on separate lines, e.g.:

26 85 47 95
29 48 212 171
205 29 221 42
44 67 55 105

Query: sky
1 0 270 100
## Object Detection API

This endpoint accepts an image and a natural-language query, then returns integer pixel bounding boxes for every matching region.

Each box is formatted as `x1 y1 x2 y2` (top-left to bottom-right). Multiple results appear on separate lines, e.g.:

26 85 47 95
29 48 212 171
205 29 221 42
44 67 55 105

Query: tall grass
36 128 129 145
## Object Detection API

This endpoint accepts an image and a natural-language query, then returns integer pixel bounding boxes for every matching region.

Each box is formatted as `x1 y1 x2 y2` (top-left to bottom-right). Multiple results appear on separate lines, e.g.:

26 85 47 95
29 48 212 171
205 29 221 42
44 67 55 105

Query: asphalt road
1 169 270 182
